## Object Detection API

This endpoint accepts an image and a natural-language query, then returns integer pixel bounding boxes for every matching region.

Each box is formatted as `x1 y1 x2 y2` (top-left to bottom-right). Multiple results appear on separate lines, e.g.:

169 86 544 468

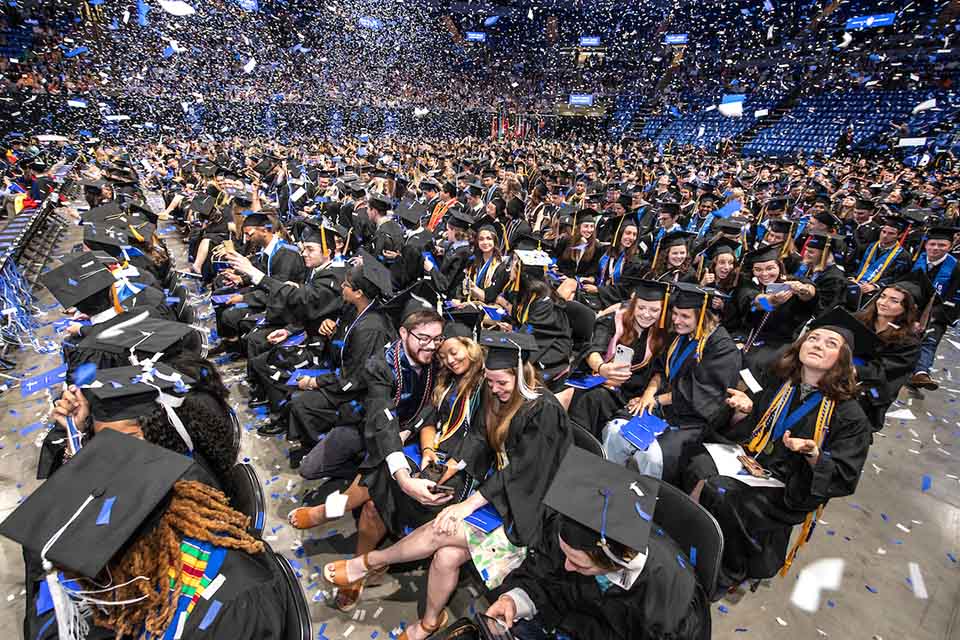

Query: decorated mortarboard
514 249 552 267
241 212 272 228
0 430 194 583
354 249 394 298
40 252 117 310
543 446 659 560
80 363 194 423
78 315 198 359
808 307 880 357
479 331 539 371
83 224 133 249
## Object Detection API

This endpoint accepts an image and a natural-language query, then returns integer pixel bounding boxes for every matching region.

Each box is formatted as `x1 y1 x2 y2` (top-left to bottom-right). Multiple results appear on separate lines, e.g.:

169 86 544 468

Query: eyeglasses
410 332 444 347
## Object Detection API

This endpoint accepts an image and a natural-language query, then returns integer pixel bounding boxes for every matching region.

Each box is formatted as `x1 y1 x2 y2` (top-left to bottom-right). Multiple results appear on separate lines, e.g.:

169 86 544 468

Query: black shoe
248 396 269 408
208 340 237 357
257 419 287 436
289 446 306 469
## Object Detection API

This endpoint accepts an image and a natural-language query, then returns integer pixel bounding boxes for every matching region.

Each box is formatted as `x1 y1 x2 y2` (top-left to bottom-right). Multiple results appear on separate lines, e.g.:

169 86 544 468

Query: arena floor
0 208 957 639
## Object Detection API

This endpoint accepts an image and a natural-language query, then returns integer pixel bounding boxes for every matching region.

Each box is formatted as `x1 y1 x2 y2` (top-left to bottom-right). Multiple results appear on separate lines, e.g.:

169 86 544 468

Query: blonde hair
482 362 541 452
432 337 485 406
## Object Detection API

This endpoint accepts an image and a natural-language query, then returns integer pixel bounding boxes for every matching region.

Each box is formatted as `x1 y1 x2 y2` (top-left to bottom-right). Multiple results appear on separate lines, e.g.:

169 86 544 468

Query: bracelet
423 447 435 453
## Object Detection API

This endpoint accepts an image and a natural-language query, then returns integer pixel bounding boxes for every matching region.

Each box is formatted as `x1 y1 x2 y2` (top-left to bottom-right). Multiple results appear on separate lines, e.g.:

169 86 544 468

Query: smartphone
613 344 635 365
429 484 455 495
212 260 231 273
476 613 515 640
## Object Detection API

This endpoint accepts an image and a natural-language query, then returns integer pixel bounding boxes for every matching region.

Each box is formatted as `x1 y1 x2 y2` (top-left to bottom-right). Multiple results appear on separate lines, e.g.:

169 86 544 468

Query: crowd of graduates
3 134 960 640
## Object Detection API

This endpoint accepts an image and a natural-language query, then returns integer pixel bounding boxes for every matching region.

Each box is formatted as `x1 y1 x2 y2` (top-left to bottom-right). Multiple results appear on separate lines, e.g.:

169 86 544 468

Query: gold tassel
695 296 707 340
817 238 830 272
659 288 670 329
128 225 144 242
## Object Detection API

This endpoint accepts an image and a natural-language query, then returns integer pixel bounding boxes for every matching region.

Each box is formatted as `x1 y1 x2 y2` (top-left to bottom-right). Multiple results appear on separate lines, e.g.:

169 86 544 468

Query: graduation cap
368 192 392 212
660 230 695 250
189 195 215 217
479 330 539 372
767 219 794 235
241 212 271 229
656 202 681 217
397 201 427 229
879 215 910 233
543 446 658 562
83 224 133 250
514 249 552 267
466 182 484 198
743 243 784 266
633 280 671 328
892 271 932 309
712 218 744 236
808 307 880 358
420 177 441 192
381 279 440 327
812 211 841 230
81 362 193 423
670 282 716 339
300 221 337 255
0 430 194 582
706 237 741 260
351 250 394 299
78 316 198 360
443 306 484 341
446 207 475 230
924 226 959 241
79 178 108 190
854 198 876 211
81 201 125 224
40 252 117 310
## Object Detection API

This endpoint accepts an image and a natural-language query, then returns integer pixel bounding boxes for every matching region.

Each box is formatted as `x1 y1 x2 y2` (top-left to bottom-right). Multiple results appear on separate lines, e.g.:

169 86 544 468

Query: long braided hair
90 481 263 638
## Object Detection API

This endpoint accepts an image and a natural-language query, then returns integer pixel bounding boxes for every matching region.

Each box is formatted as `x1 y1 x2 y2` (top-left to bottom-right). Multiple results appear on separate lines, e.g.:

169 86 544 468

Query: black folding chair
223 463 266 538
178 303 196 324
651 479 724 601
572 424 606 459
263 543 312 640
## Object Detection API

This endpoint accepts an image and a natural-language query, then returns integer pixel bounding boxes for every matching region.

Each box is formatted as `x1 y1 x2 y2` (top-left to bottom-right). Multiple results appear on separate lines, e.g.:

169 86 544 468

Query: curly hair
89 481 263 637
771 331 858 401
138 399 237 482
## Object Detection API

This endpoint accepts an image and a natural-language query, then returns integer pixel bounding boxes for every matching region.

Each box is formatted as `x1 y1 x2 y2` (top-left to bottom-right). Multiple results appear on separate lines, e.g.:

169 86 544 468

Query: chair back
263 543 312 640
565 300 596 350
223 463 266 538
571 423 605 459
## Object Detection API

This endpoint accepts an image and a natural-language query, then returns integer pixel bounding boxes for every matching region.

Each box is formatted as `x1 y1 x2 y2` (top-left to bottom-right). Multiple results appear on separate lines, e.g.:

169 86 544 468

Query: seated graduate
320 332 571 640
604 283 741 485
210 212 306 357
82 222 171 286
560 280 670 436
554 212 602 280
264 253 395 467
852 278 922 431
497 249 573 391
223 221 345 410
44 362 236 486
558 211 644 311
4 431 289 640
425 206 475 299
643 230 698 284
732 244 817 375
453 221 511 306
697 236 741 327
287 318 490 611
486 447 710 640
682 316 873 589
795 232 848 318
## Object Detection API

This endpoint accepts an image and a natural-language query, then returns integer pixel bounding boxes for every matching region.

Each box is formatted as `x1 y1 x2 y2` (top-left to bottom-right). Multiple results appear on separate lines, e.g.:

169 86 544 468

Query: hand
858 281 878 294
782 430 819 460
283 281 300 288
399 476 453 507
725 388 753 414
496 321 514 332
64 322 83 336
382 249 400 260
51 385 90 431
224 250 255 275
226 294 244 305
629 393 657 416
485 595 518 630
701 272 716 286
582 284 598 293
432 501 475 536
469 284 485 300
420 447 439 470
598 362 631 386
711 296 724 311
319 318 337 336
222 271 243 287
771 289 793 305
423 257 434 272
267 329 290 344
297 376 316 390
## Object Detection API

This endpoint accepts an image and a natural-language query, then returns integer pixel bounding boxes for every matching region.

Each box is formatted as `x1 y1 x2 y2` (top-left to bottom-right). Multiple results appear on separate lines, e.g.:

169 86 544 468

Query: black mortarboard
78 316 198 359
767 219 794 235
813 211 841 230
892 271 931 309
368 192 392 212
300 221 337 254
925 226 959 241
632 279 669 302
81 363 193 422
808 306 880 357
242 212 271 229
83 224 133 249
443 306 484 340
397 201 427 228
671 282 717 339
660 230 695 249
880 215 910 233
656 202 680 217
712 218 745 236
479 331 539 370
706 237 741 260
544 446 658 556
743 244 783 265
381 279 439 326
446 207 475 230
420 178 441 192
0 430 194 579
466 183 484 198
41 253 117 310
802 231 844 251
81 202 126 224
80 178 108 190
766 197 787 211
354 250 394 298
855 198 876 211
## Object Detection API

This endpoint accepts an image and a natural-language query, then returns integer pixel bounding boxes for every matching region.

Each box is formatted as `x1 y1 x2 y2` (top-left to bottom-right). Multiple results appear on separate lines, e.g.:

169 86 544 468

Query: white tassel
41 495 96 640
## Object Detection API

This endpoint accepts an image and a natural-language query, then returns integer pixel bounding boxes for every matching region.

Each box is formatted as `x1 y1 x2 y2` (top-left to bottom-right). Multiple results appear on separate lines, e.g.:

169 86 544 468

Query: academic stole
664 334 705 380
434 382 481 448
912 252 957 296
513 294 538 330
596 251 625 287
854 242 903 283
161 538 227 639
743 381 835 576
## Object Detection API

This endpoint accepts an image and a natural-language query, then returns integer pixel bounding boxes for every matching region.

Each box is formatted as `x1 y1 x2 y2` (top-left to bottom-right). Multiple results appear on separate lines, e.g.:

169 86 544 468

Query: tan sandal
325 554 388 612
322 552 381 588
287 506 323 530
397 610 449 640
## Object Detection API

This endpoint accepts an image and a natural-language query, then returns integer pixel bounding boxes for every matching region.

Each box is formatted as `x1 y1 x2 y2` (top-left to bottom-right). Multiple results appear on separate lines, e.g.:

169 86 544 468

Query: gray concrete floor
0 213 958 639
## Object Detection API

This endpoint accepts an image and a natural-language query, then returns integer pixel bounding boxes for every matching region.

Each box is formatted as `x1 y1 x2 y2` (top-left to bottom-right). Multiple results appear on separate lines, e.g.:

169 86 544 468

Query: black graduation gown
259 264 344 334
363 381 492 537
463 255 511 304
734 280 816 376
575 254 646 311
25 544 289 640
568 315 659 437
692 390 870 586
652 327 742 485
555 239 602 279
855 333 921 431
492 513 709 640
479 393 572 548
508 294 573 388
810 264 848 318
428 241 472 299
241 243 306 308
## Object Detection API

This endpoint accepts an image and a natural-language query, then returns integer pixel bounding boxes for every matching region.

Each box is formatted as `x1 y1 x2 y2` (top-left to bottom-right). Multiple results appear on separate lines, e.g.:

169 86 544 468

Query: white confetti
158 0 196 17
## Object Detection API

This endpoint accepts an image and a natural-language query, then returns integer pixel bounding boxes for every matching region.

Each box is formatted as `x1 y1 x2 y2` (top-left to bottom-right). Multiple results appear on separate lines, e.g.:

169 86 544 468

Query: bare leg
356 500 388 557
291 474 369 528
689 479 705 504
556 278 577 301
555 387 574 410
342 521 468 582
405 546 471 640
